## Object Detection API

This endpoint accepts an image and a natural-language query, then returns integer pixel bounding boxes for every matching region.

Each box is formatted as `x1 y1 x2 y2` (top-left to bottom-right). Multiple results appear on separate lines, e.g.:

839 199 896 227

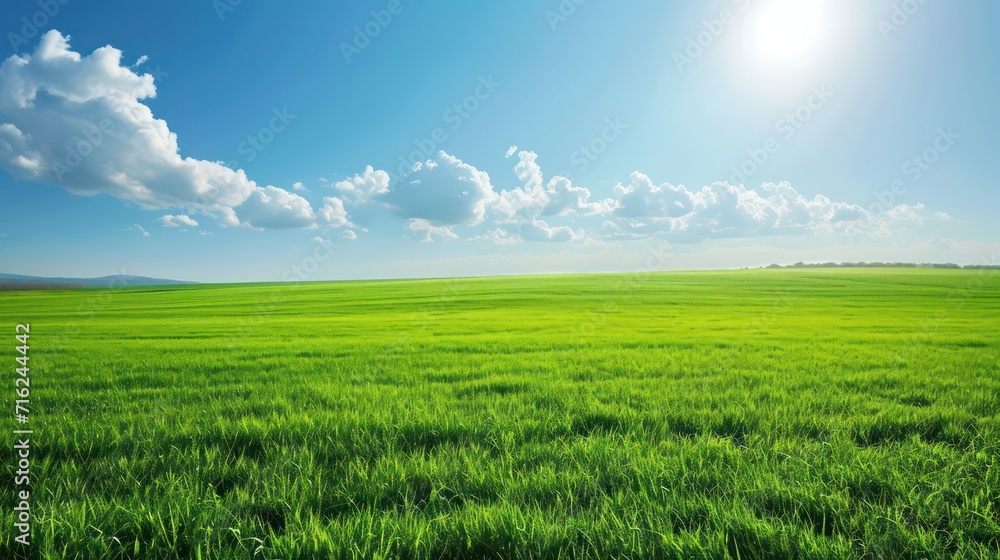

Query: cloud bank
0 32 949 247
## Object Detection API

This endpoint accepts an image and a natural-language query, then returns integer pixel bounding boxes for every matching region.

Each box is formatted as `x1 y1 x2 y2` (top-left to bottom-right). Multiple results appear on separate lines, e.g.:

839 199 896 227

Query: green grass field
2 268 999 559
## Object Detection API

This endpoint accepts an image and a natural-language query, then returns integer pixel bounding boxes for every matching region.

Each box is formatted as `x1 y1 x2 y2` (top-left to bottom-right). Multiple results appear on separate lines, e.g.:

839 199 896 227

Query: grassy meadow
2 268 999 559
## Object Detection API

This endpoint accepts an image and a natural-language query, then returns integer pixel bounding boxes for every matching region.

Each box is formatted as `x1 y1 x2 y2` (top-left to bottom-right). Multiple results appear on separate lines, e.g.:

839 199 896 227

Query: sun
746 0 831 72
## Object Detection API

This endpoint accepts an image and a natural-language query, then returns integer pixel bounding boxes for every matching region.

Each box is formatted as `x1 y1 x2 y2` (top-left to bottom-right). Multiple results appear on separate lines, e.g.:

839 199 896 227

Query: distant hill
0 273 197 291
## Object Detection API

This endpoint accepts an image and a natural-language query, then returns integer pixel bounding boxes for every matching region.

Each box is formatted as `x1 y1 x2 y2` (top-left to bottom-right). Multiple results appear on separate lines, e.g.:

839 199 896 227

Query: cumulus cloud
483 219 586 246
334 165 389 203
382 151 496 227
494 150 612 222
340 229 358 240
494 183 547 222
407 218 459 241
481 152 899 246
604 178 878 243
0 31 347 231
884 203 927 223
474 228 523 245
0 31 248 209
234 185 316 229
520 219 585 242
513 150 544 192
612 172 693 219
317 196 351 228
542 176 614 216
158 214 198 228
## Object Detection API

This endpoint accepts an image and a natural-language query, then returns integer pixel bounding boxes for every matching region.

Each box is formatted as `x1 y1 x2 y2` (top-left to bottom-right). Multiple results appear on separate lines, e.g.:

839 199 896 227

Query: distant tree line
763 262 1000 270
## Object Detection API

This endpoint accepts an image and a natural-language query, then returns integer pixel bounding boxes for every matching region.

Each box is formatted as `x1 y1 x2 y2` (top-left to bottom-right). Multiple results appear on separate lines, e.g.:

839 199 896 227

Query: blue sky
0 0 997 282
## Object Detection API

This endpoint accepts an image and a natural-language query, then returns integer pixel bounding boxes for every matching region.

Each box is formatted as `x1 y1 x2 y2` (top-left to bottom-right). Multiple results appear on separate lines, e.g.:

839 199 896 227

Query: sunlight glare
748 0 830 71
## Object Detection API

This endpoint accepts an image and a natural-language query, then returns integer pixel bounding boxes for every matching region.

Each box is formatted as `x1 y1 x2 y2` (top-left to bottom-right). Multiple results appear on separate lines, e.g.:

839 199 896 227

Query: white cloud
513 150 544 192
520 219 585 242
482 154 924 246
494 184 548 222
494 150 612 222
505 145 518 158
406 218 459 241
291 181 307 191
125 224 150 237
612 172 692 219
340 229 358 240
234 186 316 229
318 196 351 228
884 203 927 223
482 219 586 245
215 207 241 228
0 31 330 231
542 175 614 216
0 32 249 210
334 165 389 203
382 151 497 227
158 214 198 228
474 228 523 245
605 179 878 243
